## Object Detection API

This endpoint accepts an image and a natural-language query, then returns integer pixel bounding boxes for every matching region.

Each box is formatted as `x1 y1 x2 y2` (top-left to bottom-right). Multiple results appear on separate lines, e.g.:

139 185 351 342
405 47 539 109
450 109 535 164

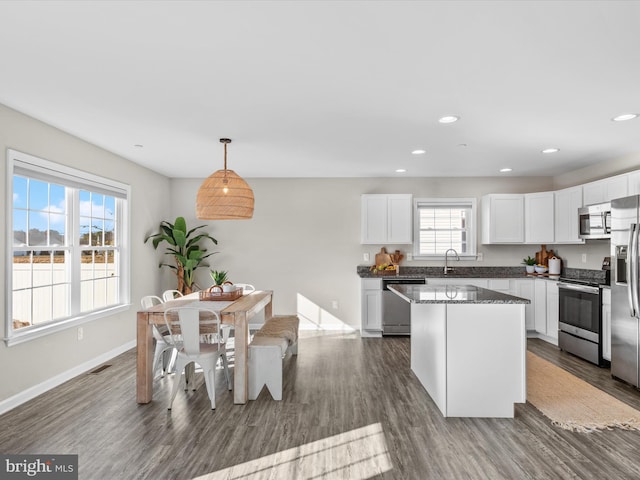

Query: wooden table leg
233 311 249 404
136 312 153 403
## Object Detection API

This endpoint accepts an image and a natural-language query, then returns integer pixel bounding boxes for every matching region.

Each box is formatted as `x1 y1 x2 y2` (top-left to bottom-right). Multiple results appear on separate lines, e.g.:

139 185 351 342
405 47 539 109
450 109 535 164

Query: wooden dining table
136 290 273 404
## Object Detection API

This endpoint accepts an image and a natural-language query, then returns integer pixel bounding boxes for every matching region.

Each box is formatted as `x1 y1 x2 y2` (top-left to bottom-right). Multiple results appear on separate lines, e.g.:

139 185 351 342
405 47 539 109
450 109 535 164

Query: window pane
49 183 65 210
49 213 66 245
93 279 107 310
417 204 472 256
79 217 92 245
33 252 52 288
32 286 53 324
29 179 49 211
104 220 115 246
106 277 118 305
52 284 69 319
81 280 94 312
104 196 115 220
13 210 27 245
92 218 104 246
13 289 32 326
13 176 27 208
28 212 47 246
13 251 32 289
91 193 104 217
81 251 94 280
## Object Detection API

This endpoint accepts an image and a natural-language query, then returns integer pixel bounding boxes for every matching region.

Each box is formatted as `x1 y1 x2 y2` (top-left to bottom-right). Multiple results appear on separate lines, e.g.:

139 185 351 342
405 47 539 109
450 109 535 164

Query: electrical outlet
477 252 484 261
407 253 413 261
331 300 339 310
581 253 587 263
77 327 84 341
363 253 370 262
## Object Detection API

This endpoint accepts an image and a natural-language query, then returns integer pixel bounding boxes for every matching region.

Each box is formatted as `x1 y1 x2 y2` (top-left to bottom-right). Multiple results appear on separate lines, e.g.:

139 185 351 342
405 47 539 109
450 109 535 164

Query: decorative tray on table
199 287 243 301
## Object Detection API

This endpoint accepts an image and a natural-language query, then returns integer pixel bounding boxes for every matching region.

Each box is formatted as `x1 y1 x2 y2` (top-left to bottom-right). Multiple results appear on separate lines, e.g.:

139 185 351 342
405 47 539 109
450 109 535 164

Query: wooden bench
248 315 299 401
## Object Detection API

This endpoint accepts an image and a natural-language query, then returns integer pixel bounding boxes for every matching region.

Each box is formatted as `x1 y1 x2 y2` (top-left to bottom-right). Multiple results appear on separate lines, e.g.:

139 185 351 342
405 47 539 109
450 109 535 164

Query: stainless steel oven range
382 277 426 335
558 279 608 367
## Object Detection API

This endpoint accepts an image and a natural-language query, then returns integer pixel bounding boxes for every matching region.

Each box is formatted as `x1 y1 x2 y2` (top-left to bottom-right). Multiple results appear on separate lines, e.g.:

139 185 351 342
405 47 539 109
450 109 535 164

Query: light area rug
527 351 640 433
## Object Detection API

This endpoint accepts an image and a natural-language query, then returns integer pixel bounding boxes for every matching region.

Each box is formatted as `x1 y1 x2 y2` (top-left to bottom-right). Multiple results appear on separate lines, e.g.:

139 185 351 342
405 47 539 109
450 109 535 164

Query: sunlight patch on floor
192 422 392 479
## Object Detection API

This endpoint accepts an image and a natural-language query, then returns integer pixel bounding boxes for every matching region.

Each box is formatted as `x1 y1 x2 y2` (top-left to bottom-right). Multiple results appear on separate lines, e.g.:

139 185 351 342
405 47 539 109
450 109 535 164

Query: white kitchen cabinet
554 186 584 244
361 194 412 244
545 281 559 342
628 171 640 196
511 279 535 331
524 192 555 244
481 194 524 244
361 278 382 334
582 174 628 205
534 279 547 334
602 287 611 361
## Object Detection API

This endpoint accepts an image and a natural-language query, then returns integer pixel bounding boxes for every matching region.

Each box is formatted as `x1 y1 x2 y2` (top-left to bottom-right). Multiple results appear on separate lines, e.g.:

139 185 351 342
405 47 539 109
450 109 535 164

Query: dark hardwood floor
2 333 640 479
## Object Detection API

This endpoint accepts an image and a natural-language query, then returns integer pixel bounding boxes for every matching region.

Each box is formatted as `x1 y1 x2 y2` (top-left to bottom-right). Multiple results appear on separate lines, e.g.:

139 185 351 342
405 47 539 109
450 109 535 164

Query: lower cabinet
361 278 382 335
511 279 535 331
545 281 559 342
602 288 612 361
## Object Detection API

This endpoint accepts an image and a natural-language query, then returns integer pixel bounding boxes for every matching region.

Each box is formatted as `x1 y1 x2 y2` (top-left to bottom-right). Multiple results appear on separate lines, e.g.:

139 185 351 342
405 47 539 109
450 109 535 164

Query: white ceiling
1 0 639 179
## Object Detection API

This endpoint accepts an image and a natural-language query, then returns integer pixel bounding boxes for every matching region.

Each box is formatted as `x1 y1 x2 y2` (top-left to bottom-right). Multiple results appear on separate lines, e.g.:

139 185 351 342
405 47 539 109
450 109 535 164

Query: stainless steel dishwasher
382 278 426 335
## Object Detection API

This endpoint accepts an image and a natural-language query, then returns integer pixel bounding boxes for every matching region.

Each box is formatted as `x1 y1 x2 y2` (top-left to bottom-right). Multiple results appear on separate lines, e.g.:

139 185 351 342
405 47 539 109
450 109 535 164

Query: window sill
4 304 131 347
412 254 479 261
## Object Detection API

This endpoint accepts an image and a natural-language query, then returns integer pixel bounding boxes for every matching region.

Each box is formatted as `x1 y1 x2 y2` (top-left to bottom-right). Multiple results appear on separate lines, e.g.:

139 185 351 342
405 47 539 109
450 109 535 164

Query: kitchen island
390 284 529 418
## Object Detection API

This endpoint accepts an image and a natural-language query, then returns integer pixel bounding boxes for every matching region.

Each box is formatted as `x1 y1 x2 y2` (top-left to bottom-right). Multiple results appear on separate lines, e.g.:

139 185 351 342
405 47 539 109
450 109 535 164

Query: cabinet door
534 279 547 334
482 194 524 244
628 171 640 196
554 186 584 244
362 289 382 330
361 195 388 244
602 288 612 361
545 281 559 341
604 175 628 202
525 192 554 244
387 194 413 244
511 279 535 330
583 181 605 206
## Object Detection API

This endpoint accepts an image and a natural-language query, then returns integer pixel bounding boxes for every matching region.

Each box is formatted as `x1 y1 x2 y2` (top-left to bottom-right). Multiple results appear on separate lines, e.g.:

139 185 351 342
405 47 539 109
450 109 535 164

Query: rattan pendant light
196 138 254 220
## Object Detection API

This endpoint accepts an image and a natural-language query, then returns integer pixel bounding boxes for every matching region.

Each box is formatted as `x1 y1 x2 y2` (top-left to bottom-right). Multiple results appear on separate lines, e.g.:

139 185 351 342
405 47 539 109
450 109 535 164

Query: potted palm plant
145 216 217 294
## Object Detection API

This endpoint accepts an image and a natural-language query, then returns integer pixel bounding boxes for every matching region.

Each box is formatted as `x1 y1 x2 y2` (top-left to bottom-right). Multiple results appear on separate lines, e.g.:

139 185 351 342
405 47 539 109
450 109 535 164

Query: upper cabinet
361 194 412 244
524 192 555 244
481 194 524 244
554 186 584 244
582 174 628 205
628 171 640 196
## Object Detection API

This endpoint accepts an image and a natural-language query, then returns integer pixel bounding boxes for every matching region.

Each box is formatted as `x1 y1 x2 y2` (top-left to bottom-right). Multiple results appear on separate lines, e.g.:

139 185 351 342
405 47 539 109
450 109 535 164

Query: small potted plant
522 256 536 274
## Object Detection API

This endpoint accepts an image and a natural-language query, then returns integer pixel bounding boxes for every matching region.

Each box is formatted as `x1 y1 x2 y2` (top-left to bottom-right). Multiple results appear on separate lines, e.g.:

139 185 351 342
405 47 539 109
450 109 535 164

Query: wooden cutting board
375 247 393 266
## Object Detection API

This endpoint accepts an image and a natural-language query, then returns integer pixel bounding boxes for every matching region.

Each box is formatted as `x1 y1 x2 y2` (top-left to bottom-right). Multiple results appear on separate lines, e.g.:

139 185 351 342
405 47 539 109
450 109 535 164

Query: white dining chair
141 295 176 378
162 289 183 302
164 306 232 410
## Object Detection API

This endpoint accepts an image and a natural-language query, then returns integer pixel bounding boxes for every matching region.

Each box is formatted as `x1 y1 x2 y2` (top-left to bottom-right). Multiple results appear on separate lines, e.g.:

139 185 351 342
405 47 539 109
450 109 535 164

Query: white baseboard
0 340 136 416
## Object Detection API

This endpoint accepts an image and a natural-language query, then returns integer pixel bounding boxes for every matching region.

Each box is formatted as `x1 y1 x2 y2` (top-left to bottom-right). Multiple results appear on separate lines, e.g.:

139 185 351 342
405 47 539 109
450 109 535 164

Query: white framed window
413 198 477 259
5 149 130 346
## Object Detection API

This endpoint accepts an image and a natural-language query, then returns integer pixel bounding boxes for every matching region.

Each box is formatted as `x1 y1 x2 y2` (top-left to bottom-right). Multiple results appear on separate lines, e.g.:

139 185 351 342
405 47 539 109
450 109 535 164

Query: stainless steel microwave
578 202 611 239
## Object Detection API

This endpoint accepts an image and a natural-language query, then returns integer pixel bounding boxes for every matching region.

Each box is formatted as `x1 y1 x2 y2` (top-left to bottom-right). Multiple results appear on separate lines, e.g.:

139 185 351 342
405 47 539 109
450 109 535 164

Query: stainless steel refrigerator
611 195 640 387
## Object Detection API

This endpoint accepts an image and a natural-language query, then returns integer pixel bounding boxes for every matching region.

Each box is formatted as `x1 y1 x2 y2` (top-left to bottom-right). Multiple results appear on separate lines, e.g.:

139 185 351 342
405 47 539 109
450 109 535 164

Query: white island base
411 303 526 418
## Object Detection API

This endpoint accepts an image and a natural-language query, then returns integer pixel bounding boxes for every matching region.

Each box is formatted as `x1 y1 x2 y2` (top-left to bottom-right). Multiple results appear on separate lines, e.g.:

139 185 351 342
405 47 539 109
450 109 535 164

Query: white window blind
414 198 476 257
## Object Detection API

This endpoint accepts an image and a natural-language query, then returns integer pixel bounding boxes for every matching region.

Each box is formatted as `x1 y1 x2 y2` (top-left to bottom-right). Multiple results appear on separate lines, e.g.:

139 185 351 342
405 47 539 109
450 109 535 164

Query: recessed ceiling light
612 113 638 122
499 168 512 173
134 144 144 148
438 115 460 124
457 143 468 148
411 149 426 155
542 148 559 154
395 169 407 173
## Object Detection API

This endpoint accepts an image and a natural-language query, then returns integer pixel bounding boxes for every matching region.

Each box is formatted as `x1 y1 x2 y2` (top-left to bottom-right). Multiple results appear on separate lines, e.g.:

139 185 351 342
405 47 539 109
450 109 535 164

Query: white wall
0 104 171 407
169 175 611 331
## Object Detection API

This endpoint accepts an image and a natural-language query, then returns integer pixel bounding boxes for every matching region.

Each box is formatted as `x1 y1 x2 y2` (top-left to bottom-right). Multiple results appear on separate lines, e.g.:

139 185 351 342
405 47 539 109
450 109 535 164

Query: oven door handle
558 283 600 294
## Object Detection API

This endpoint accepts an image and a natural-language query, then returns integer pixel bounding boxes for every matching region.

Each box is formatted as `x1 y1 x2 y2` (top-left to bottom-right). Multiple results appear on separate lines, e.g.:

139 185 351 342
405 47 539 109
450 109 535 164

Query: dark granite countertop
357 265 607 283
389 284 531 304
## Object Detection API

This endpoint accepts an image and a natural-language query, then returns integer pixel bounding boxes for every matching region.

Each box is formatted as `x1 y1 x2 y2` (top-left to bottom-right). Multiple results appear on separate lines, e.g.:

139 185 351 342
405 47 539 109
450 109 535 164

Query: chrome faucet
444 248 460 275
